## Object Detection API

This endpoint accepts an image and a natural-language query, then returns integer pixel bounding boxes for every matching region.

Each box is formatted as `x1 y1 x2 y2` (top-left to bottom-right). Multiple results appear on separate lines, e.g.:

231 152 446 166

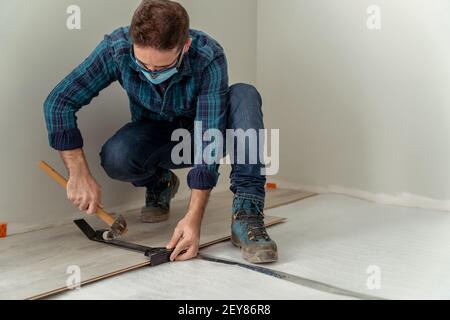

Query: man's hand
166 214 202 261
67 173 102 215
166 189 211 261
60 148 102 215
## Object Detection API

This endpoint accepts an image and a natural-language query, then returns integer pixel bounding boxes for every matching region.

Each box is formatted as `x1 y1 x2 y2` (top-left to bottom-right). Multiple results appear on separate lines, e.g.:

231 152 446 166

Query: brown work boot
141 170 180 223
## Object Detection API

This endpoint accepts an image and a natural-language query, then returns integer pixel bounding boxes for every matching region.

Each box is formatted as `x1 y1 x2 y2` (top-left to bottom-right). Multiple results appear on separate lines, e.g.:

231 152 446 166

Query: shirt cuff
48 128 84 151
187 167 219 190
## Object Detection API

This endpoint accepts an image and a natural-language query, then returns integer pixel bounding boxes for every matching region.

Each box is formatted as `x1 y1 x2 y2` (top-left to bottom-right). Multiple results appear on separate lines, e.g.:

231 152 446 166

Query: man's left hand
166 213 202 261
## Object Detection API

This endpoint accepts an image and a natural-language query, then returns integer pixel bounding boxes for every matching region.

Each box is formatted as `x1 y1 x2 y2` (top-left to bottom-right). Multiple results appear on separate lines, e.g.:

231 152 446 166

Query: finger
166 228 183 249
86 201 98 215
78 199 89 211
175 245 198 261
96 191 103 208
170 239 189 262
67 188 73 200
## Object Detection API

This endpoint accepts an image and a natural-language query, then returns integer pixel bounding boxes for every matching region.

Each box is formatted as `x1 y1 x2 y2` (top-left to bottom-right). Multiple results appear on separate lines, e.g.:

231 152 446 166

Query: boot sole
231 233 278 264
141 175 180 223
141 211 170 223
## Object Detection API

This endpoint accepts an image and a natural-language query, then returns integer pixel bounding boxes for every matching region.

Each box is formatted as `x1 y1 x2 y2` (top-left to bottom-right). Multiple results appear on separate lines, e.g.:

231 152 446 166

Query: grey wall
0 0 257 233
257 0 450 205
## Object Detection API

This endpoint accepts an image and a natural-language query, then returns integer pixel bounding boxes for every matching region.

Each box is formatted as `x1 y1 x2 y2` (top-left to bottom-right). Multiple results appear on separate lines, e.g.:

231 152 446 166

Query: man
44 0 276 264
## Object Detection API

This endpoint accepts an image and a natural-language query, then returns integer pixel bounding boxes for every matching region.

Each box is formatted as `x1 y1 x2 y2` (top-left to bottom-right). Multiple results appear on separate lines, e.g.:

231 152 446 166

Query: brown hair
130 0 190 50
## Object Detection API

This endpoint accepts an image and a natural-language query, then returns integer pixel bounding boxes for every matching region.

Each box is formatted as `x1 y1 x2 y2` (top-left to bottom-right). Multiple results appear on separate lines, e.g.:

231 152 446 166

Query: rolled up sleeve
43 37 118 151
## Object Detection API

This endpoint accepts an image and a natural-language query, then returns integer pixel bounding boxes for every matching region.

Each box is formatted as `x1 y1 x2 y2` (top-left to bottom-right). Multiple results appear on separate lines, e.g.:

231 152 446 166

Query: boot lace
235 212 270 241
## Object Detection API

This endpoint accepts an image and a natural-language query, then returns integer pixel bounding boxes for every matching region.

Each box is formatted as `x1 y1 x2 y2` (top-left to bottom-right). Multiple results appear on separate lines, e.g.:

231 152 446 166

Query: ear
184 38 193 53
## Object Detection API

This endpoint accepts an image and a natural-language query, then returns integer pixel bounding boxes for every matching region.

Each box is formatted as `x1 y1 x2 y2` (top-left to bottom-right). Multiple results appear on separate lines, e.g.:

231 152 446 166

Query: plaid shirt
44 27 229 190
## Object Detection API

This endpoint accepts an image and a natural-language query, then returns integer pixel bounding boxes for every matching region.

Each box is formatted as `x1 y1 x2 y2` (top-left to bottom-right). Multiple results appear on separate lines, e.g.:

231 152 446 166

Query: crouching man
44 0 276 264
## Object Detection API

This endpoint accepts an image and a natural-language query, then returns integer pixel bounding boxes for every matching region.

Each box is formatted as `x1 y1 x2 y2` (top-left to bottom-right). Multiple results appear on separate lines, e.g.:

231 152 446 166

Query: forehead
133 45 179 65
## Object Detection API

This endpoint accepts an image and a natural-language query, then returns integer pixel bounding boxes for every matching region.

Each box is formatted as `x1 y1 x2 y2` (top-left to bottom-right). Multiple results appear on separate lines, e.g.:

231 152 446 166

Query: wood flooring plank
0 188 315 300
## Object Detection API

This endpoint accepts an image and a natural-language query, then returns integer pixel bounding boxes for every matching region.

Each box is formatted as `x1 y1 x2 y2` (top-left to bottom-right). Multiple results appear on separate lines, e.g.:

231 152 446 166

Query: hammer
39 161 128 240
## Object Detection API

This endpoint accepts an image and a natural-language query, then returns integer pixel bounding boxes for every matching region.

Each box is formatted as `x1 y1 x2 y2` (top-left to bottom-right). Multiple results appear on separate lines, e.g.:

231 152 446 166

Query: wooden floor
0 188 315 300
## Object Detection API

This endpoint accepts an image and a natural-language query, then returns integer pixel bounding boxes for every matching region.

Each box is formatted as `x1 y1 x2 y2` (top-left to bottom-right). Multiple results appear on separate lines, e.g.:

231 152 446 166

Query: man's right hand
67 173 102 215
60 148 102 215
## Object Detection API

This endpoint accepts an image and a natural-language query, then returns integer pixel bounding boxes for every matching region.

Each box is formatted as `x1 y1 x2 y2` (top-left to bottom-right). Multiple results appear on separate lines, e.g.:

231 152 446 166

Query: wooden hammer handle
39 161 115 227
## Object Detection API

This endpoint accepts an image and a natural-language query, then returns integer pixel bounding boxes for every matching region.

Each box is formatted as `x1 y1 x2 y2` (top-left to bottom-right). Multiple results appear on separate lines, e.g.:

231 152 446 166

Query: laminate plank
0 188 315 300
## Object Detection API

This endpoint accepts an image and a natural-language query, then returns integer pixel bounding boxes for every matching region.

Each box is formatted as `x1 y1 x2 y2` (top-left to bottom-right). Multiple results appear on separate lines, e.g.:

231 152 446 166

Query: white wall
179 0 257 85
0 0 257 234
257 0 450 209
5 0 448 234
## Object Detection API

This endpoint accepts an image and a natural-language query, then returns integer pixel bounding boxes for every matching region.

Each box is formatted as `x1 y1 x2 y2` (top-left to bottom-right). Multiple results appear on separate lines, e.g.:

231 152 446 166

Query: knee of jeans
100 139 137 180
229 83 262 107
228 83 263 128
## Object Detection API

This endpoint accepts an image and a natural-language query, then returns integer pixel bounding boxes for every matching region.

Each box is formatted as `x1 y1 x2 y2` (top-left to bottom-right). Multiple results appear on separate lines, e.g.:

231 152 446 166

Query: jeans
100 83 266 213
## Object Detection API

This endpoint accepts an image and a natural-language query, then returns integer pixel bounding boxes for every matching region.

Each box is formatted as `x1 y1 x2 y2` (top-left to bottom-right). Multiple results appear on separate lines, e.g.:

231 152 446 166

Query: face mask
138 63 178 85
136 48 185 85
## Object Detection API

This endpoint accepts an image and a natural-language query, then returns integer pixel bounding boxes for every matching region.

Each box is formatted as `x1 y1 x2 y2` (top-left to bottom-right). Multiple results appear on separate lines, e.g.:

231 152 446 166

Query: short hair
130 0 190 50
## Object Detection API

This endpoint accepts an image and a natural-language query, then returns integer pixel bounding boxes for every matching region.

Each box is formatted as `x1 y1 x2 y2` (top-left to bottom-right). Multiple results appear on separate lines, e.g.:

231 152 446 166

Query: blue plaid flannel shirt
44 27 229 190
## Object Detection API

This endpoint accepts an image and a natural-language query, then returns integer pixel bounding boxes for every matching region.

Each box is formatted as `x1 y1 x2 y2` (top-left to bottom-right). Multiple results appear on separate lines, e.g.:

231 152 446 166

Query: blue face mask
136 48 185 85
138 63 178 85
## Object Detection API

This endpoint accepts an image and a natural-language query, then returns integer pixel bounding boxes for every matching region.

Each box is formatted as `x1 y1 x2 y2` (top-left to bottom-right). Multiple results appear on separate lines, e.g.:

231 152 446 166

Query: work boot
231 208 278 264
141 170 180 223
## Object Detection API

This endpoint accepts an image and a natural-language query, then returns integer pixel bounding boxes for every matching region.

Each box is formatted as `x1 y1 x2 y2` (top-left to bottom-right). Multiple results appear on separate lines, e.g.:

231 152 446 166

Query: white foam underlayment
54 193 450 300
10 179 450 235
273 178 450 212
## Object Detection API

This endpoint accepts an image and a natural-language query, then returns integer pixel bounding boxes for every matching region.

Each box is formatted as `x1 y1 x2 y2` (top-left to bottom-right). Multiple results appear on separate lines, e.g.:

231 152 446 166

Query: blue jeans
100 83 266 213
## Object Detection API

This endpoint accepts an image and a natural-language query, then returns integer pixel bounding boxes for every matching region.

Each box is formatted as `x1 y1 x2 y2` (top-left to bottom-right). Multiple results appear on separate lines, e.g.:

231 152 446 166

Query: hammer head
102 215 128 240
